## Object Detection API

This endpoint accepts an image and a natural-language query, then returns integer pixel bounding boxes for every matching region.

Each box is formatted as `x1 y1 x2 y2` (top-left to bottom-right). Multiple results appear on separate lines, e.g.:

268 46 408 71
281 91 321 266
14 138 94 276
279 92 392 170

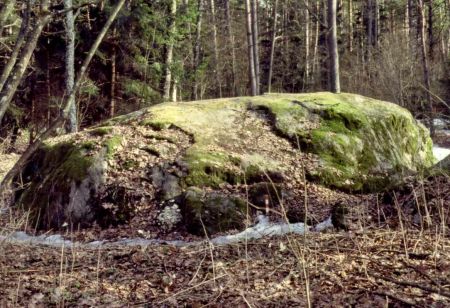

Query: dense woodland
0 0 449 144
1 1 450 305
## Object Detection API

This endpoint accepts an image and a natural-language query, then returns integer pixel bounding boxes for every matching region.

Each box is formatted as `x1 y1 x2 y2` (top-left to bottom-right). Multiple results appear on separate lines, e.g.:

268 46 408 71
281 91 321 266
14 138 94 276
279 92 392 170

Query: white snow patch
0 215 312 248
433 146 450 162
211 215 308 245
312 216 334 232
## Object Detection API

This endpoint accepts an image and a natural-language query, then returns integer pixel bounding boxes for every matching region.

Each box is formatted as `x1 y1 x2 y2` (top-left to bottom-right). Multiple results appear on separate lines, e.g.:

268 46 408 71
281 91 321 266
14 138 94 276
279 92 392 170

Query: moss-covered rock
16 142 107 229
16 92 435 232
181 187 246 235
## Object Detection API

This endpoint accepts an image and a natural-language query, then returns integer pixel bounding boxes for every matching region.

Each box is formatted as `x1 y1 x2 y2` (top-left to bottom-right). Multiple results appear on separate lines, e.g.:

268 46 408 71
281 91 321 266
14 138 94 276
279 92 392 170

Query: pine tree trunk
327 0 340 93
64 0 77 133
245 0 257 95
0 0 52 123
267 0 278 93
210 0 222 98
163 0 177 101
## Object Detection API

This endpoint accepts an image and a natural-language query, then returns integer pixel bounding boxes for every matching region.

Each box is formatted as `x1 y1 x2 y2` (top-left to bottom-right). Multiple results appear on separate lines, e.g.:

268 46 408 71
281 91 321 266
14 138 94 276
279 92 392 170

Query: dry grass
0 139 449 306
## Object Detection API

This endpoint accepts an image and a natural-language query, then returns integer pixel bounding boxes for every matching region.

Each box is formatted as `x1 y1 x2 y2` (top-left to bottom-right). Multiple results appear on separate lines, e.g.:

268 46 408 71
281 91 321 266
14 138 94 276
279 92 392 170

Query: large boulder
15 93 435 232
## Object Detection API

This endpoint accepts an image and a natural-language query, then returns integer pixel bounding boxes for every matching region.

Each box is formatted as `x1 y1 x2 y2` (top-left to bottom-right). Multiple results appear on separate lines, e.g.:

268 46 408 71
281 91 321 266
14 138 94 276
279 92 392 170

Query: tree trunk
163 0 177 101
327 0 340 93
407 0 414 47
348 0 353 52
0 0 30 92
267 0 278 93
427 0 434 60
210 0 222 98
417 0 434 136
224 0 237 96
304 0 310 88
367 0 374 47
0 0 15 40
110 28 117 117
250 0 260 94
0 0 52 124
1 0 126 192
245 0 257 96
312 0 320 86
192 0 202 100
374 0 379 47
64 0 77 133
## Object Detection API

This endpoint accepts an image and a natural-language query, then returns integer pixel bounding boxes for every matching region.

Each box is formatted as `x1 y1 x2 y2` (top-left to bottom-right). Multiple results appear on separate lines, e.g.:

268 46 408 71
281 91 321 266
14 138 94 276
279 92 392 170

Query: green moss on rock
89 126 113 136
182 187 246 235
17 142 97 228
104 135 123 158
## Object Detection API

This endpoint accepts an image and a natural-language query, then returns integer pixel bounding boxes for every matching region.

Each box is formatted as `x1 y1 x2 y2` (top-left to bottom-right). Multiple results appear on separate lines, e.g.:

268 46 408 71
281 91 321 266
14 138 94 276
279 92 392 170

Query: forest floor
1 135 450 306
1 170 449 306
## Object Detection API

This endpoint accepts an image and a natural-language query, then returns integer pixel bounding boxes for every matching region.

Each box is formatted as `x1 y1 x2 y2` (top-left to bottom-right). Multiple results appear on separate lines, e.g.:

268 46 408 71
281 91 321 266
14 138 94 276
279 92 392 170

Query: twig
372 290 419 307
156 274 228 304
372 273 450 298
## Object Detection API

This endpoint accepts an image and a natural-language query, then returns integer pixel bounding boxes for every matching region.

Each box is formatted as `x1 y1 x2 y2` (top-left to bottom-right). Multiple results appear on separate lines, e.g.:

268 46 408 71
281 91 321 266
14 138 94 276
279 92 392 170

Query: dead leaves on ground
1 230 449 306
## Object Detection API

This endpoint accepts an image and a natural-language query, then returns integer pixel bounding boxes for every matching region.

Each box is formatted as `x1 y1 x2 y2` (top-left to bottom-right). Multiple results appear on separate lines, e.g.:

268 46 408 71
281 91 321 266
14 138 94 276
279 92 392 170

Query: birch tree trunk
163 0 177 101
327 0 340 93
64 0 77 133
0 0 52 123
245 0 257 95
267 0 278 93
210 0 222 97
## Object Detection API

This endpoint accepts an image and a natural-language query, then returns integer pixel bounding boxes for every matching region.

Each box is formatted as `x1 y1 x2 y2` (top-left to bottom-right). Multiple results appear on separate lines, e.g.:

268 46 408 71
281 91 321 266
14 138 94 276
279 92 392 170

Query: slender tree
267 0 278 93
0 0 30 92
245 0 257 95
250 0 260 94
0 0 52 123
0 0 16 40
210 0 222 97
192 0 203 100
163 0 178 101
417 0 434 136
64 0 77 133
1 0 127 192
224 0 237 96
327 0 340 93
